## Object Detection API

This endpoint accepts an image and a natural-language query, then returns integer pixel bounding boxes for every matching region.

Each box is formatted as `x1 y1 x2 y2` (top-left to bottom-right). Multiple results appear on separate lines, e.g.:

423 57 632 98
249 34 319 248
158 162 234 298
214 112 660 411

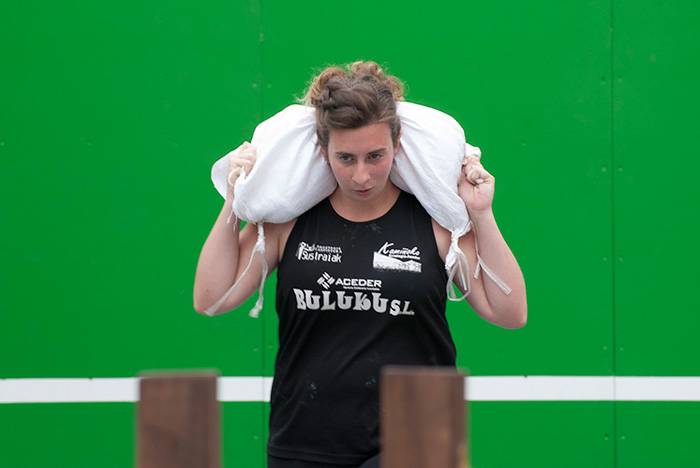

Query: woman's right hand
227 142 257 196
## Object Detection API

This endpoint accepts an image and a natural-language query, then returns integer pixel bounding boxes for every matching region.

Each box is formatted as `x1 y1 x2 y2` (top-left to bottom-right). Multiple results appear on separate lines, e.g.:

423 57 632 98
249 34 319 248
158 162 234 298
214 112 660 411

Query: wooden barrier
137 373 220 468
380 367 468 468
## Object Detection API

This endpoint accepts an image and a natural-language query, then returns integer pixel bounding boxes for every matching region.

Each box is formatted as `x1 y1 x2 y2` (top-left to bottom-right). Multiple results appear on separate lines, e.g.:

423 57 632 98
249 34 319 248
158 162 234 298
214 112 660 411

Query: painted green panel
0 1 264 377
259 0 613 375
0 402 265 468
444 0 613 376
221 402 267 468
613 1 700 375
616 402 700 467
471 402 614 468
0 403 135 467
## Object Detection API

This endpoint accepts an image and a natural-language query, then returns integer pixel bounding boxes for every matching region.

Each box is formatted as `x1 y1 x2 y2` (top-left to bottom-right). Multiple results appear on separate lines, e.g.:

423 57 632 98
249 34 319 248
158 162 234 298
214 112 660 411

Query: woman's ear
394 131 403 155
320 146 328 161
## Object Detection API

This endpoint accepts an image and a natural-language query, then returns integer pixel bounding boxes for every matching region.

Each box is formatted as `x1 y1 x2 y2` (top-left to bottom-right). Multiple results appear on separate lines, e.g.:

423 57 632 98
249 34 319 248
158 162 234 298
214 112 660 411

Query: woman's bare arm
193 143 294 315
433 156 527 329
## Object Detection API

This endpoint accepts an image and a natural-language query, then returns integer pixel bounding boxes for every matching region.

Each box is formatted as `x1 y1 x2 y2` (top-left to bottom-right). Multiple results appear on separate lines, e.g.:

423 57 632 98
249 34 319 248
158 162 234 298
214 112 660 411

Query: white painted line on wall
466 376 615 401
615 376 700 401
0 378 139 403
2 376 700 404
218 377 270 402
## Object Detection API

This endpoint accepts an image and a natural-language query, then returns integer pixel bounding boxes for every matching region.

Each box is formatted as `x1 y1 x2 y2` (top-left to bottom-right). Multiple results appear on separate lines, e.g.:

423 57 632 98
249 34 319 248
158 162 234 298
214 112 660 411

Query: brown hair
303 61 405 149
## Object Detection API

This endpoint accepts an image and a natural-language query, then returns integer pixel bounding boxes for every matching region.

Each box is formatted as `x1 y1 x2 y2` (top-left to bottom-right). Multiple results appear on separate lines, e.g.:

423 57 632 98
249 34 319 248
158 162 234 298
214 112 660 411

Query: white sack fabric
208 102 510 317
212 105 336 223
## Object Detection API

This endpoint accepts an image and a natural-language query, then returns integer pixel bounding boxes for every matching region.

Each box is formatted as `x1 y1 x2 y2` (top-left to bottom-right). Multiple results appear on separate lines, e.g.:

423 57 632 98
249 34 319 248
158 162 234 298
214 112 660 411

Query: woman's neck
329 182 401 222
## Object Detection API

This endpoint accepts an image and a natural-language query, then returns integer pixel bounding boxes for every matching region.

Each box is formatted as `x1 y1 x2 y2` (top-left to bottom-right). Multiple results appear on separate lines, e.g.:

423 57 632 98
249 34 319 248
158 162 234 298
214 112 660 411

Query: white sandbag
211 105 336 223
211 102 472 229
207 102 510 317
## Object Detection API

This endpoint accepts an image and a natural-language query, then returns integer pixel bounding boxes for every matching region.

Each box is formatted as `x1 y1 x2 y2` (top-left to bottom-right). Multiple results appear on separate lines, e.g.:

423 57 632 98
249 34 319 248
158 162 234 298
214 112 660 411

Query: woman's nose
352 163 371 185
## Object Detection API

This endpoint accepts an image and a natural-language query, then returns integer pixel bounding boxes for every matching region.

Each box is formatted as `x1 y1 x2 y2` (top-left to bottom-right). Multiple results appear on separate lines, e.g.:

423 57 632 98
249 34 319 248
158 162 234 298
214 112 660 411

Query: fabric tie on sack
207 102 510 317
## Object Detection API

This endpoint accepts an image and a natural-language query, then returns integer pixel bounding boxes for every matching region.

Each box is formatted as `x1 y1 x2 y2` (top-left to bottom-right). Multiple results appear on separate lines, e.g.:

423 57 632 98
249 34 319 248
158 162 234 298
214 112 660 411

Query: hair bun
305 67 344 107
302 60 404 149
304 61 403 107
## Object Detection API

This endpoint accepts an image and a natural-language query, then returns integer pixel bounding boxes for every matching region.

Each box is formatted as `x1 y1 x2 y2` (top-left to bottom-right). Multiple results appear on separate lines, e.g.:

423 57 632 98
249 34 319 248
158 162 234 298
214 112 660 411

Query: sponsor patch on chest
296 242 343 264
372 241 422 273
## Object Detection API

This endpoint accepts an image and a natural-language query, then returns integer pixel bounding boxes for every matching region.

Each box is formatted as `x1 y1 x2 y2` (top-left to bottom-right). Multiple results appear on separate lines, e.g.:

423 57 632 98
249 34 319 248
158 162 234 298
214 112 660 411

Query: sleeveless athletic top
269 191 457 464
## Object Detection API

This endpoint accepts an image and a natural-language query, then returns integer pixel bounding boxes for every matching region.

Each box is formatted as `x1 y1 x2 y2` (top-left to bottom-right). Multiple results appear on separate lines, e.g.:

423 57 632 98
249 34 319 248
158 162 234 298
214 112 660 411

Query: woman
194 61 526 468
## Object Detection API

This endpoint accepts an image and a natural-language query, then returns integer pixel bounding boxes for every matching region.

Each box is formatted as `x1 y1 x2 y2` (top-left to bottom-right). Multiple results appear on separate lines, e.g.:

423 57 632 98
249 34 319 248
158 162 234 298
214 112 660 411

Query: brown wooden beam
380 367 468 468
137 372 220 468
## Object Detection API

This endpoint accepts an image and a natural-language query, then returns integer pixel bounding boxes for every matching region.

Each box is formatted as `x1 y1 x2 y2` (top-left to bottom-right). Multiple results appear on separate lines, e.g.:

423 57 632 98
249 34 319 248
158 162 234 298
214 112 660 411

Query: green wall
1 1 699 467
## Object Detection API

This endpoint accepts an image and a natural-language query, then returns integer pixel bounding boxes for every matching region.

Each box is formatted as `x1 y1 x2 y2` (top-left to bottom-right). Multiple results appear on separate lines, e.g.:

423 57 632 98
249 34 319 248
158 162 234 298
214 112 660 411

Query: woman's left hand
458 155 495 215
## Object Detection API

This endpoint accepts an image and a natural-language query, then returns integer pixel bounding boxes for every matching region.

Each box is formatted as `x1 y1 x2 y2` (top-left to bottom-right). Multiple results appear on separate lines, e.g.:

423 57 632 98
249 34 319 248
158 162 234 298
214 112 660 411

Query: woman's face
323 122 400 204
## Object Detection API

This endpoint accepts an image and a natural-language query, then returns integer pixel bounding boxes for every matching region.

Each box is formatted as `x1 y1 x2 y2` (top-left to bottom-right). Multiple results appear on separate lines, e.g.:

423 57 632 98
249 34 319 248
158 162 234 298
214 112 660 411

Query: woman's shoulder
267 217 298 240
252 218 297 264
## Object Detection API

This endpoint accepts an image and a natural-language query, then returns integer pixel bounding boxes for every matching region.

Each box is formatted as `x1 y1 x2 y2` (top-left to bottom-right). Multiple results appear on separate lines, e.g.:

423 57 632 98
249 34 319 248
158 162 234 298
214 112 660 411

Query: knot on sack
446 231 471 301
248 223 268 318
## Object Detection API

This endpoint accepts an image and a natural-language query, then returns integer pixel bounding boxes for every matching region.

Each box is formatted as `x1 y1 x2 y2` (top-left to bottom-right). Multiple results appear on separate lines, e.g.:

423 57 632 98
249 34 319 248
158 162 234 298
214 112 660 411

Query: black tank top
269 191 456 464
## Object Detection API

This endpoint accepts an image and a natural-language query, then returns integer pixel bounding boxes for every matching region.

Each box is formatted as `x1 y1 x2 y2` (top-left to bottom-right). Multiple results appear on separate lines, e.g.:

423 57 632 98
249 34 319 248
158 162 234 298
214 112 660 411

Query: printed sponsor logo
292 288 414 316
294 272 413 315
372 242 422 273
317 272 335 289
296 242 342 264
317 273 382 292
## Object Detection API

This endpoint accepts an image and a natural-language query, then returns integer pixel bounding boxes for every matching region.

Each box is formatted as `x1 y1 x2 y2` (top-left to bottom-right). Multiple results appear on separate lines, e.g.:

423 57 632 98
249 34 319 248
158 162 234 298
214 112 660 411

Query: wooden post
380 367 468 468
137 373 220 468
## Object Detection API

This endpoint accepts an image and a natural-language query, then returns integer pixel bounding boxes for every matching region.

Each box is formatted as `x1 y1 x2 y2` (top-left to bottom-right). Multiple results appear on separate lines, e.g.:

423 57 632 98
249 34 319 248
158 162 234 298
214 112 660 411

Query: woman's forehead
329 123 393 151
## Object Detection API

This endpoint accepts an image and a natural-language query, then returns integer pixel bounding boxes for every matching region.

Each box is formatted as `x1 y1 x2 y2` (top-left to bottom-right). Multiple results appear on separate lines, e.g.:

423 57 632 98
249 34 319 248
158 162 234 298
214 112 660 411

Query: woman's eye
369 153 382 160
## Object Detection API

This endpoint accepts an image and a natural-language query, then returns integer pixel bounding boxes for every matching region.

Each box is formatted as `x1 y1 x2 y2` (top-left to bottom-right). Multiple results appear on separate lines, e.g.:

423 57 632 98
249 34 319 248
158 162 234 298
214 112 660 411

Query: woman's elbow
490 302 527 329
193 299 211 316
194 293 239 317
193 295 219 317
504 304 527 329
